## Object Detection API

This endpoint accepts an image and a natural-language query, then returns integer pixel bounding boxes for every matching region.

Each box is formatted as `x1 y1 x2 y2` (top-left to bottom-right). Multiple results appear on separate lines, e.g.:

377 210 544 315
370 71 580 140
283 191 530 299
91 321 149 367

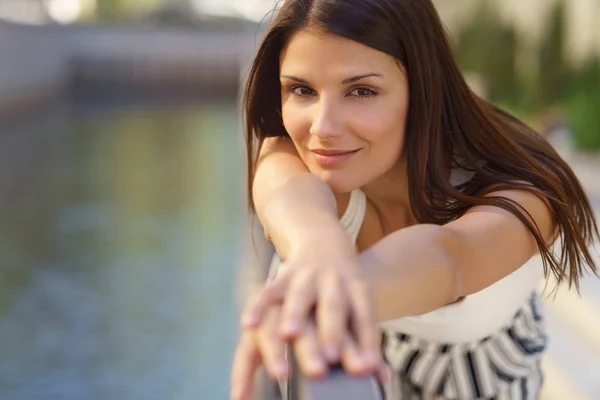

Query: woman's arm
252 139 554 321
248 137 381 370
252 137 352 261
363 189 555 320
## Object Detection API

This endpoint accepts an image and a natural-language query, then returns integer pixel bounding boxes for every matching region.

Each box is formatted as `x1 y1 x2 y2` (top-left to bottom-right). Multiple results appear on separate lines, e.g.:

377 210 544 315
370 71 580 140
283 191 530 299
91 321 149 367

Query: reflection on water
0 98 243 399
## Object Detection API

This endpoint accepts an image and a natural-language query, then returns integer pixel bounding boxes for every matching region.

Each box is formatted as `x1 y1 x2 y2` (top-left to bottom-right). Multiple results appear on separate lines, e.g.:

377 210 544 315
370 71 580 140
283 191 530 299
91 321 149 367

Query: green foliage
565 61 600 151
455 2 521 106
536 0 571 108
94 0 183 22
454 0 600 151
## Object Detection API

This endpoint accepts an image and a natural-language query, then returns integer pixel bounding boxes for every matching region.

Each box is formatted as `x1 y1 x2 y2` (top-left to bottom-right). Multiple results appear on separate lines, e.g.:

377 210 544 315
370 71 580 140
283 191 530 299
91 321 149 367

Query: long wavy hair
243 0 598 288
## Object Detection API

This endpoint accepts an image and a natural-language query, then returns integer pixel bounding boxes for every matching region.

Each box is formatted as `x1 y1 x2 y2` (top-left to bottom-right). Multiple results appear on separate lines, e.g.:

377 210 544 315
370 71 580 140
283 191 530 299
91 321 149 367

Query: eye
289 85 316 97
349 87 378 98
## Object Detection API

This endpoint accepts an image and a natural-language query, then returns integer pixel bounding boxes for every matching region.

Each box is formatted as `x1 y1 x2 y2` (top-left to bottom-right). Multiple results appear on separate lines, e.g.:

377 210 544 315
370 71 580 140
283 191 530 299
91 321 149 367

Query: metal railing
292 363 383 400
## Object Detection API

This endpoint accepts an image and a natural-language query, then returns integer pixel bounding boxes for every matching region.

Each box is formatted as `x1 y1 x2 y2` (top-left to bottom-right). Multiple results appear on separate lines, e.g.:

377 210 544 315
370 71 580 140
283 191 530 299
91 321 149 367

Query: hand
241 241 384 377
231 304 287 400
231 302 386 400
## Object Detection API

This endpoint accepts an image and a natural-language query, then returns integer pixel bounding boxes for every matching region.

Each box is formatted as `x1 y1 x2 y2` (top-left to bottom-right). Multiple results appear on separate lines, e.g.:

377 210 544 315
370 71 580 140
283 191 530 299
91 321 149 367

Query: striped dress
381 292 546 399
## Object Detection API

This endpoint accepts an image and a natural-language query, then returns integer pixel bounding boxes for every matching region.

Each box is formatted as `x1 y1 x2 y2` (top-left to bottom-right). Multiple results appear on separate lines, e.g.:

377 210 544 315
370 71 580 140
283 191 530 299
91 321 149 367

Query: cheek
368 128 405 169
354 110 406 172
282 105 310 143
357 110 406 149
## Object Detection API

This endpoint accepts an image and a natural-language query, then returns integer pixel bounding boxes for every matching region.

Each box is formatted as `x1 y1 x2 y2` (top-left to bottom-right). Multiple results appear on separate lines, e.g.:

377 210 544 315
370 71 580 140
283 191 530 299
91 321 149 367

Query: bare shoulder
442 186 555 295
457 186 554 241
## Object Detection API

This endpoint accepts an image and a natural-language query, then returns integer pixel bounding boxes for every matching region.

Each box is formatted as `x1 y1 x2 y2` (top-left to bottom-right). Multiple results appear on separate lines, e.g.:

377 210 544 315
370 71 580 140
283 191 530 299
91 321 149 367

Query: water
0 96 244 399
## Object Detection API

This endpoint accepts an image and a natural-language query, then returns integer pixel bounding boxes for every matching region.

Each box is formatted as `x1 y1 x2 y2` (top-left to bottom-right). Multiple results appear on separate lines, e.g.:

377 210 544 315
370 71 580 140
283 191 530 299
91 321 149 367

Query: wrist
280 220 353 263
257 175 346 259
290 223 354 250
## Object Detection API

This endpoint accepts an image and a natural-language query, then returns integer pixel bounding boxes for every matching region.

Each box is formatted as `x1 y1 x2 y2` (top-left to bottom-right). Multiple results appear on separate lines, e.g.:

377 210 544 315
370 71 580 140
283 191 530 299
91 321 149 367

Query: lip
310 148 360 167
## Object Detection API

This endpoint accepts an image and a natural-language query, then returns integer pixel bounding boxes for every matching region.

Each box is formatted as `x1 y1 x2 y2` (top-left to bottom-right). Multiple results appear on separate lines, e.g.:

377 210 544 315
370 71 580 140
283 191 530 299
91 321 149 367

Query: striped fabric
381 292 547 400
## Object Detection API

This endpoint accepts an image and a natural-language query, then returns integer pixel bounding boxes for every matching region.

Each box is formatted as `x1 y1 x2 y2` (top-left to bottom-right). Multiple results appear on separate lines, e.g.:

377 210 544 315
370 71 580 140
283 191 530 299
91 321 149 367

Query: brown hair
243 0 598 288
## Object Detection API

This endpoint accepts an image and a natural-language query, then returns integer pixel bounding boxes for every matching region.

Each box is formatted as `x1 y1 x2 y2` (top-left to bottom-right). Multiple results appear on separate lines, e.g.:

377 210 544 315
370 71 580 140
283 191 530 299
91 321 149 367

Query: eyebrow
280 73 383 85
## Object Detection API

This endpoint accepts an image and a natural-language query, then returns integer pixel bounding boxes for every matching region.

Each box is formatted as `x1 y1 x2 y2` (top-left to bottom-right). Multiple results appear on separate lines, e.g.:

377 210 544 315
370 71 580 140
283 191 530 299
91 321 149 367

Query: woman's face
279 28 410 193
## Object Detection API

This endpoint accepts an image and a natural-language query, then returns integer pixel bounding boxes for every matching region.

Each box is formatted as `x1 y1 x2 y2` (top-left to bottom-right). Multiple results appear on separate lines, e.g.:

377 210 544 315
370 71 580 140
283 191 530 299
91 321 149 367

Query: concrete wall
0 20 261 120
61 24 257 92
0 20 68 119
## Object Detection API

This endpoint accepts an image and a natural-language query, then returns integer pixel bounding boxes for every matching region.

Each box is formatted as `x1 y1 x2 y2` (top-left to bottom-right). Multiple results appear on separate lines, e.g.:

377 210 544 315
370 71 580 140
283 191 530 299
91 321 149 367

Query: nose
309 97 343 140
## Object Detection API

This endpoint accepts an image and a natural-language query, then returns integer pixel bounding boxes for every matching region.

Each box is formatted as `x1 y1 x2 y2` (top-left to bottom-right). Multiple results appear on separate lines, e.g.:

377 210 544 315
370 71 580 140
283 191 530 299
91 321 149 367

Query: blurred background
0 0 598 399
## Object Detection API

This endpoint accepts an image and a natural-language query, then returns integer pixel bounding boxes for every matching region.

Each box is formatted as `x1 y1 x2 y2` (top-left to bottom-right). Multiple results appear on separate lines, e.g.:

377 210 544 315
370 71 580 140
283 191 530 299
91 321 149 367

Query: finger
230 334 262 400
347 279 381 369
340 331 369 375
256 305 289 381
316 273 347 363
279 270 317 338
376 361 390 384
242 274 289 328
293 320 328 378
340 332 388 384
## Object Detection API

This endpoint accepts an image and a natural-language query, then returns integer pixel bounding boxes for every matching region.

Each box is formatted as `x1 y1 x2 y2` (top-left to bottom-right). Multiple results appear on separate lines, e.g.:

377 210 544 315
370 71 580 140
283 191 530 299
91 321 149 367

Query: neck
360 158 410 208
360 158 418 231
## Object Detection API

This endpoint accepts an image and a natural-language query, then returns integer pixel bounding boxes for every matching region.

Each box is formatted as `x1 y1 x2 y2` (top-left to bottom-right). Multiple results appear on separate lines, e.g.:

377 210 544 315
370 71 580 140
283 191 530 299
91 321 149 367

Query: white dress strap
339 189 367 243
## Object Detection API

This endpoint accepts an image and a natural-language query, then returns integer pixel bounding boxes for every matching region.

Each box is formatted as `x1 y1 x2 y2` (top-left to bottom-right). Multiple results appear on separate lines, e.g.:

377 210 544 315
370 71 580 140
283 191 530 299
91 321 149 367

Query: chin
312 169 360 194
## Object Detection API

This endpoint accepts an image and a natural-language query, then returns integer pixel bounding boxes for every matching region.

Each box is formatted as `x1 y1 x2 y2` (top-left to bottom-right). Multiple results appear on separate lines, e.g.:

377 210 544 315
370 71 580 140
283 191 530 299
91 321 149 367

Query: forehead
279 29 400 74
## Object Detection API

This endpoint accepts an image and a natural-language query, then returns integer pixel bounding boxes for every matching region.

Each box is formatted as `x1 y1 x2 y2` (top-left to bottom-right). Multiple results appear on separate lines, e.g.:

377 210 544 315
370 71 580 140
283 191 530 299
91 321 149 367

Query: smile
310 149 360 167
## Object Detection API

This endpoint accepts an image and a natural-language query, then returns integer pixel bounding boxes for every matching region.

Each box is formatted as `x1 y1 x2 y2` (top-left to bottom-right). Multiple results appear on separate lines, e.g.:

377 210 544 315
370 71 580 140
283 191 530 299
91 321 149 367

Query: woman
231 0 599 399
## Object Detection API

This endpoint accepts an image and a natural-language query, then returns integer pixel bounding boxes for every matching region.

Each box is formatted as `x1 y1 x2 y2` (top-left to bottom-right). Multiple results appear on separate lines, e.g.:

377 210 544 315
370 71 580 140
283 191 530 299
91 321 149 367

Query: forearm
253 138 350 260
259 174 351 259
360 224 463 321
236 214 275 309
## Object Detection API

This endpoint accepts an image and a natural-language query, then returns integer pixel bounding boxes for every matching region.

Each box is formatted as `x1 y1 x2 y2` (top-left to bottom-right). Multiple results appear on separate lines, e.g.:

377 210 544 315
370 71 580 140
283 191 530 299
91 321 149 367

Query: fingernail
363 351 379 367
324 345 339 362
307 357 326 374
274 360 288 380
282 320 298 335
351 354 366 371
